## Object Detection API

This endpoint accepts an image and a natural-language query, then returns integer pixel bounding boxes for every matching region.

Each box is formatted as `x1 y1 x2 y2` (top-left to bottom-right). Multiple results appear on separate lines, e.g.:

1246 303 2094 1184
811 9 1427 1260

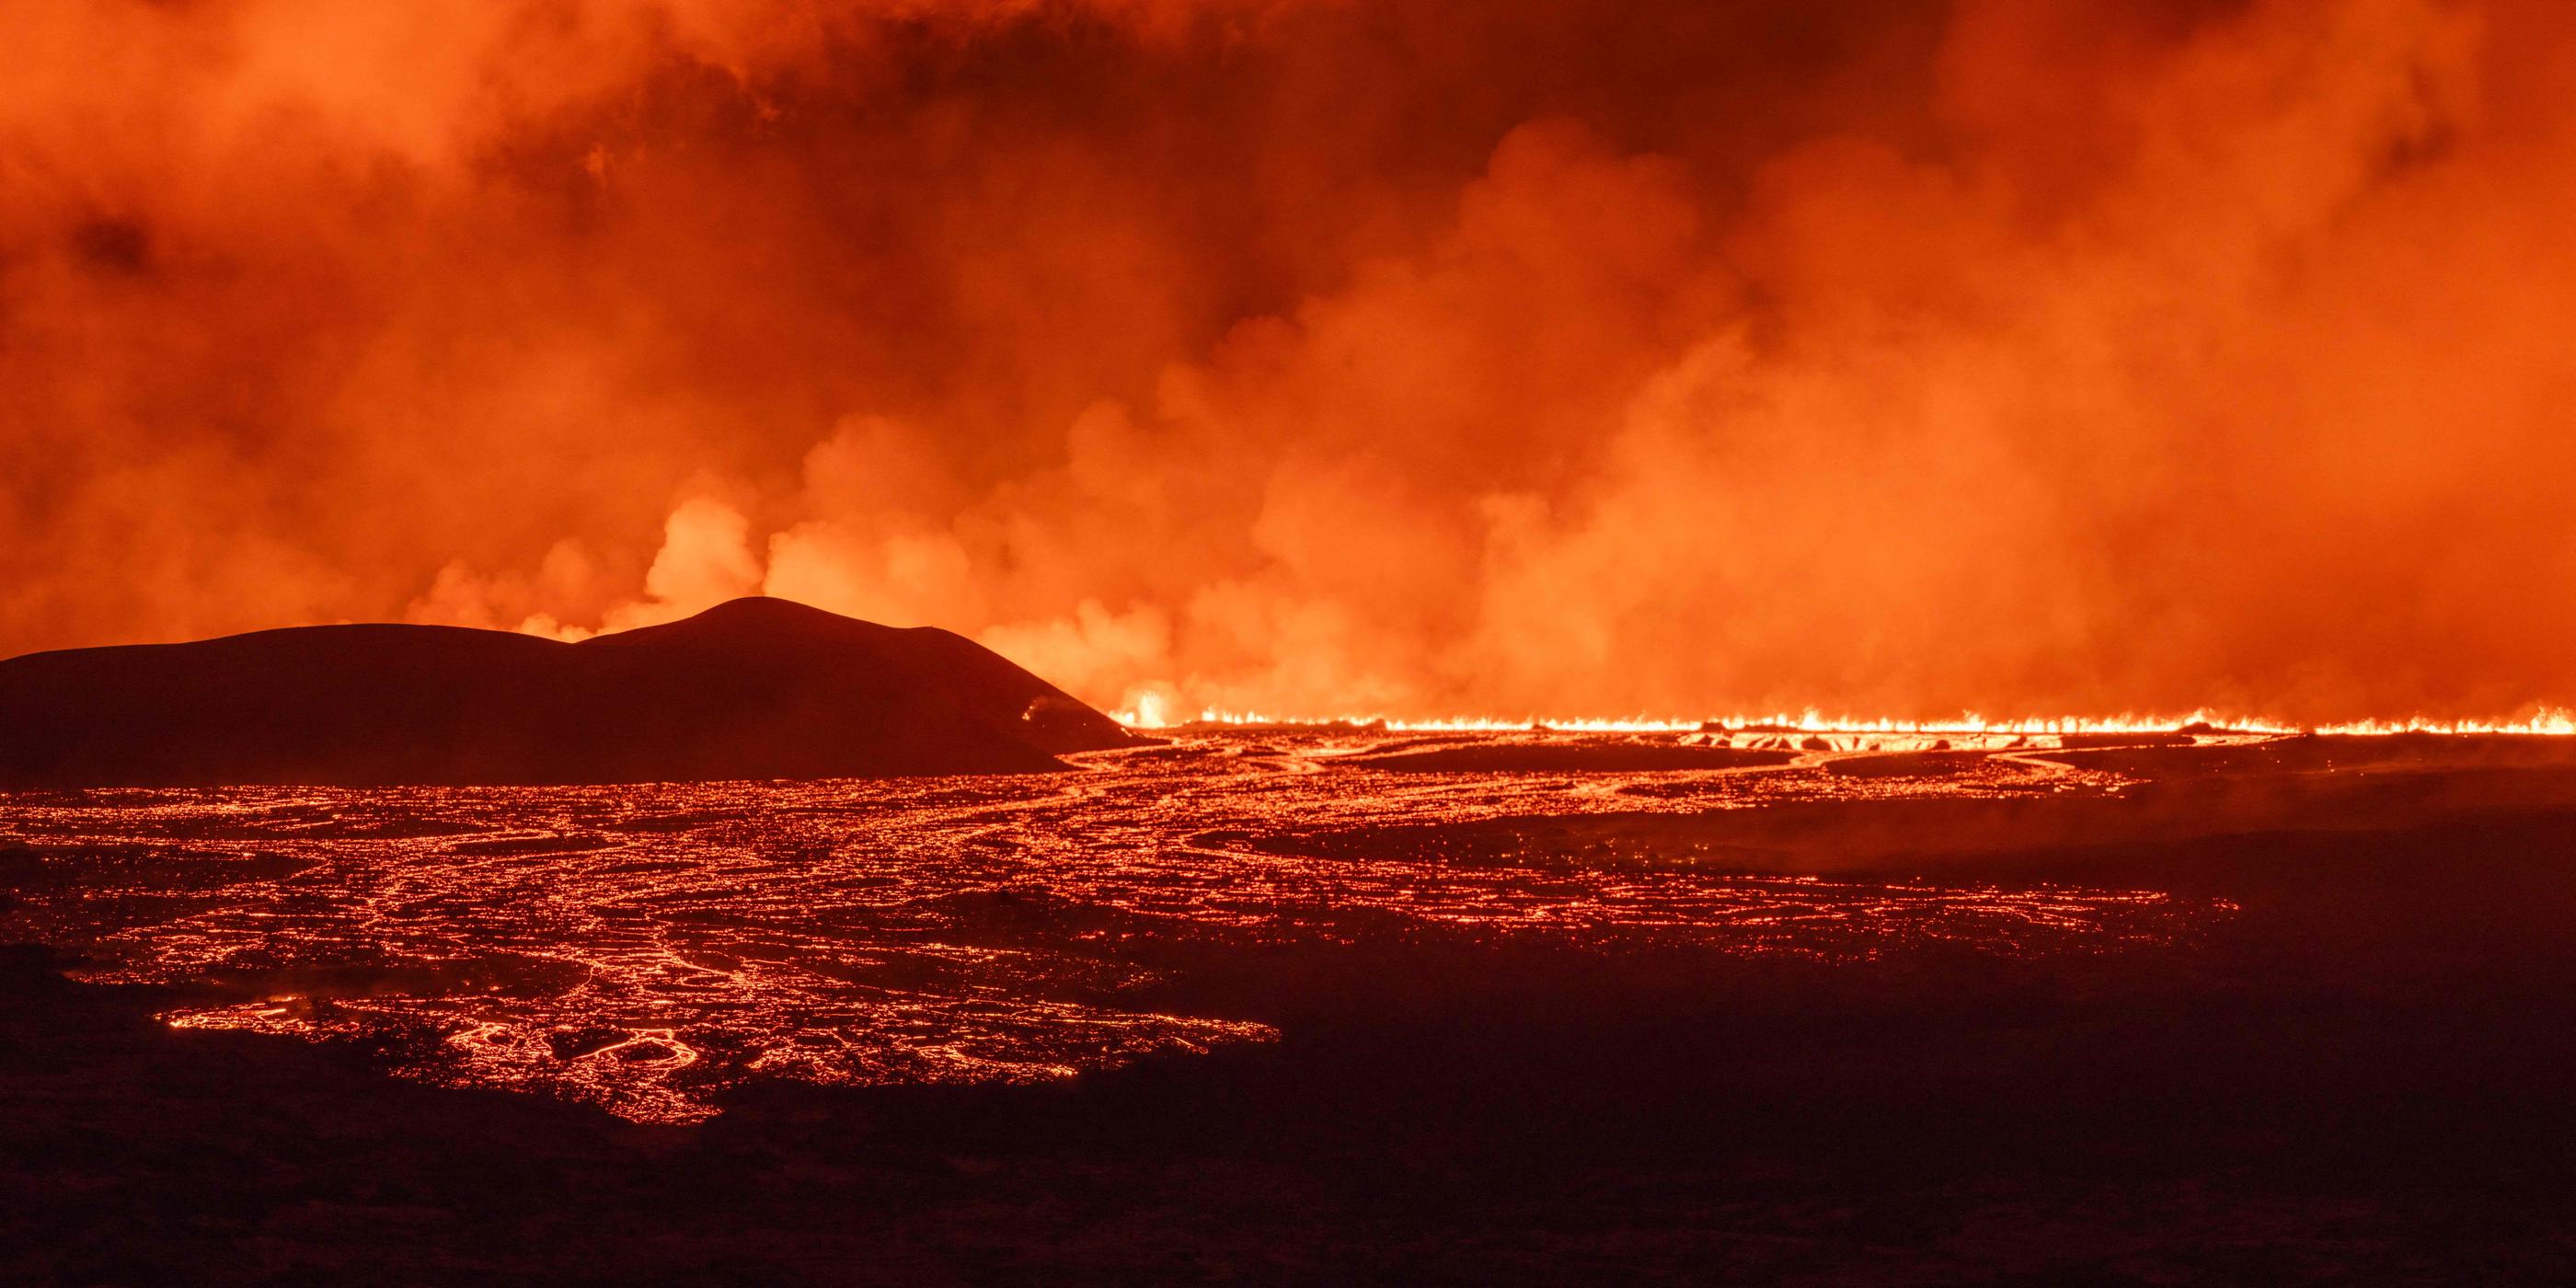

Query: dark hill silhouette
0 597 1142 787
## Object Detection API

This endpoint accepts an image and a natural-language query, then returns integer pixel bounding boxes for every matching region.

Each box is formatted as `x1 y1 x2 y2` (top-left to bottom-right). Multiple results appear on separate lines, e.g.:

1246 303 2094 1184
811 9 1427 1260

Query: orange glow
6 1 2576 722
1114 707 2576 738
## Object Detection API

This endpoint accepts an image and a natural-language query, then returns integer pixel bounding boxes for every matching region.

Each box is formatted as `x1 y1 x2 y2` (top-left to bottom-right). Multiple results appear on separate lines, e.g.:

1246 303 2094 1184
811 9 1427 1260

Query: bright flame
1109 704 2576 737
1129 689 1173 730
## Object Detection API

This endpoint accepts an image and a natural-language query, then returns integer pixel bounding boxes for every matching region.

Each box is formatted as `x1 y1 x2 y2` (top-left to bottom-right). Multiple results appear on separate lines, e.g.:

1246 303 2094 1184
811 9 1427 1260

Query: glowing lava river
0 728 2249 1123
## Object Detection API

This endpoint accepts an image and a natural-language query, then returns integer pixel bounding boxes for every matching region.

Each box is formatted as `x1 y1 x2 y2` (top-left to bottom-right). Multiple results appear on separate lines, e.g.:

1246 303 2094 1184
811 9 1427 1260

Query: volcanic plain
6 726 2576 1282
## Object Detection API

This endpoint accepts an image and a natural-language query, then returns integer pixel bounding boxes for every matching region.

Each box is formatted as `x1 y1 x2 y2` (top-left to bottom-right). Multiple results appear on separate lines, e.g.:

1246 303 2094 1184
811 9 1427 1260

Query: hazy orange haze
5 0 2574 721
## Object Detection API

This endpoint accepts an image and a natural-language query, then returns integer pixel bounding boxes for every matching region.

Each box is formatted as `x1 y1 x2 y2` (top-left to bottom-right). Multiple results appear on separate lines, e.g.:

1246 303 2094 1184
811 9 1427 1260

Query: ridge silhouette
0 597 1140 787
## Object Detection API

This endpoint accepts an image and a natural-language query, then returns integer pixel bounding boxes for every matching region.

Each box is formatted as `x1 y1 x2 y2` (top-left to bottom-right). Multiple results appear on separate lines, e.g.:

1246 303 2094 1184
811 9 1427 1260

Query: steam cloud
6 0 2573 720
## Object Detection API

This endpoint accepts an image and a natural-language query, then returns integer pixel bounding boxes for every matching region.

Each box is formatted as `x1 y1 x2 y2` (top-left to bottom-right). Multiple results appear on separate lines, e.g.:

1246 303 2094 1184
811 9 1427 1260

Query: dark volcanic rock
1345 742 1796 774
0 597 1139 787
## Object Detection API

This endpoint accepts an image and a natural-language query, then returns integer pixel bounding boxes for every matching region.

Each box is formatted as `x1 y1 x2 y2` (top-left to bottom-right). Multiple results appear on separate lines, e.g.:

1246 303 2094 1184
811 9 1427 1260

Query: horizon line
1113 705 2576 738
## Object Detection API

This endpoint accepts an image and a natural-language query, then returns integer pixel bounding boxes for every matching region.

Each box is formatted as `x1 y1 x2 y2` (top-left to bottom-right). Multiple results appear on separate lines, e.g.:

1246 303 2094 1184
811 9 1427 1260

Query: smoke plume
6 0 2574 721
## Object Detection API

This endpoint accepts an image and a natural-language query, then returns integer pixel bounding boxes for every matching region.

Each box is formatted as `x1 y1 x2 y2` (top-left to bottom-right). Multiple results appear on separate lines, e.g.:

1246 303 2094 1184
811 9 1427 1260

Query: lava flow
0 729 2232 1123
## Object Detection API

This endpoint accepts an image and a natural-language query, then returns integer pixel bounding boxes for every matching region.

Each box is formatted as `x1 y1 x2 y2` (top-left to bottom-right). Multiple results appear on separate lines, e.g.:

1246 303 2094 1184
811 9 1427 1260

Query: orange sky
6 0 2574 721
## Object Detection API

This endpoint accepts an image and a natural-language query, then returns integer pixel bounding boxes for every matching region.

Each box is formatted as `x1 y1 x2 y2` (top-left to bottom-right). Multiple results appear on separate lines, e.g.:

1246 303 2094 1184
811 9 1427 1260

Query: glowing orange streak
1111 705 2576 737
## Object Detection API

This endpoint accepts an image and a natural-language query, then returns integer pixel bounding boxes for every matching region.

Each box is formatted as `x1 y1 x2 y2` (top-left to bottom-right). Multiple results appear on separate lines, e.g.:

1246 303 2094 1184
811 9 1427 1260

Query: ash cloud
5 0 2572 722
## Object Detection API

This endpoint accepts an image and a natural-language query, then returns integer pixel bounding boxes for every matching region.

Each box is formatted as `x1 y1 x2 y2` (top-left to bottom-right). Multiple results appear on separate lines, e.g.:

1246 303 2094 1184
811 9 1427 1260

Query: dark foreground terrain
6 731 2576 1282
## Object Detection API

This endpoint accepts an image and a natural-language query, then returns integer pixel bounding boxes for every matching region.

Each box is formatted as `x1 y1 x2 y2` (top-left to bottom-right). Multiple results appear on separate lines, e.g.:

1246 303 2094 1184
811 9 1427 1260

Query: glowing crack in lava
0 730 2233 1123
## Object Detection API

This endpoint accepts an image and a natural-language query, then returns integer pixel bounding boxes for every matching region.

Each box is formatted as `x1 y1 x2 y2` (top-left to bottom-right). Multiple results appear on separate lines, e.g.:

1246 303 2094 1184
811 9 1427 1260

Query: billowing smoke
6 0 2573 721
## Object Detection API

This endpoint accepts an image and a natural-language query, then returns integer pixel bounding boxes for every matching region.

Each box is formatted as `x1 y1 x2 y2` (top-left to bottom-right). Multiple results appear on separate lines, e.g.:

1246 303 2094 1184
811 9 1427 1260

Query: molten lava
2 728 2231 1123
